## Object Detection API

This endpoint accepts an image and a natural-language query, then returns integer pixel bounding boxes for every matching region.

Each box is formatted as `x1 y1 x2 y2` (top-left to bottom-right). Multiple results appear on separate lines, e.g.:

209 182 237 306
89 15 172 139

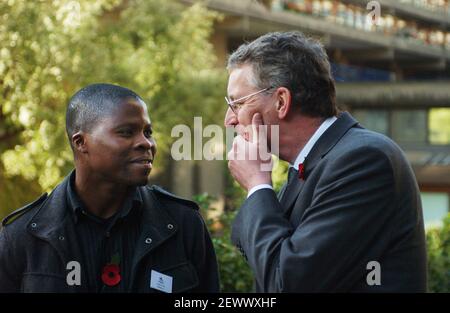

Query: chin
121 168 151 186
132 175 150 186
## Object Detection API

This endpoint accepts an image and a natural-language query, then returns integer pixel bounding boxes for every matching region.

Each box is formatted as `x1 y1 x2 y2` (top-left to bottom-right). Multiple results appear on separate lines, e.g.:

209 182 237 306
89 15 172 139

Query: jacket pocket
21 272 67 293
152 262 199 293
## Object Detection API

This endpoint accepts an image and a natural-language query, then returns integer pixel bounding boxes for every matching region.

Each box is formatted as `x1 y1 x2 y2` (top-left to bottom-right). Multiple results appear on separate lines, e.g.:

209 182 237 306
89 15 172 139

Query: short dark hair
66 83 143 149
227 31 337 117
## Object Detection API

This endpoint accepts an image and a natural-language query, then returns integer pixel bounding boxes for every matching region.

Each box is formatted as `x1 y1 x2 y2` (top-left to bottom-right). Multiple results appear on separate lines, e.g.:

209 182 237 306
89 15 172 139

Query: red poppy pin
102 253 121 286
298 163 305 180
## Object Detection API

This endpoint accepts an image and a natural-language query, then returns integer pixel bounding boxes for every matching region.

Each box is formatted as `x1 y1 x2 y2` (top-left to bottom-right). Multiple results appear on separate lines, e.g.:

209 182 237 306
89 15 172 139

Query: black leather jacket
0 175 220 293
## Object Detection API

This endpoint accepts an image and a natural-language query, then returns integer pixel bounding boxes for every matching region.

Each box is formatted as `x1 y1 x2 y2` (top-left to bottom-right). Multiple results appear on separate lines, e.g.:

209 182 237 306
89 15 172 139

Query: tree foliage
427 213 450 292
0 0 226 217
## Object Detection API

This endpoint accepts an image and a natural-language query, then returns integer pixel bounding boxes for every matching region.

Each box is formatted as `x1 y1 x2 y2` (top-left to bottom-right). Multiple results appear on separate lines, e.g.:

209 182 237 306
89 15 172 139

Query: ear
275 87 293 120
71 132 88 154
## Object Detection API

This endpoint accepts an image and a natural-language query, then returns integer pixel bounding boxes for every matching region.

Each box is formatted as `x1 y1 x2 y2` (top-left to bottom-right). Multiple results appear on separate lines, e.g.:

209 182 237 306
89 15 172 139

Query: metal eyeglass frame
225 86 273 114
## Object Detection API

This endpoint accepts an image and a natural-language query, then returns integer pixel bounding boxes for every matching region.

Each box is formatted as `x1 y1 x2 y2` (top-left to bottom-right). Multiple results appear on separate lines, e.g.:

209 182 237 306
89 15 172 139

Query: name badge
150 270 173 293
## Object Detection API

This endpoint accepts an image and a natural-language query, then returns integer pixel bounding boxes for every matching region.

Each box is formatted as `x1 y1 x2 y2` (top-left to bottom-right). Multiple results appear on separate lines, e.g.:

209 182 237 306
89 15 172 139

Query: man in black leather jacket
0 83 220 293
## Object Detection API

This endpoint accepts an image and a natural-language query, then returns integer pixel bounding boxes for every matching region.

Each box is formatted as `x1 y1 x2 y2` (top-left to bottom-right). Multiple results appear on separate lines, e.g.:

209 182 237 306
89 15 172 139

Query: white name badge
150 270 173 293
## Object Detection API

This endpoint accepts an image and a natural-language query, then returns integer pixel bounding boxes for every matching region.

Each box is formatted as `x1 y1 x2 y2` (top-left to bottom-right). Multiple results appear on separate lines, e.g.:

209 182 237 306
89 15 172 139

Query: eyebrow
227 94 243 102
115 122 152 129
227 93 255 104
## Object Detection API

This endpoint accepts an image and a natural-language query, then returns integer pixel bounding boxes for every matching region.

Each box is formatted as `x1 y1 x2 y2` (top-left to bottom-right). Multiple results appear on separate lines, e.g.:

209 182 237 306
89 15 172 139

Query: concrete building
177 0 450 228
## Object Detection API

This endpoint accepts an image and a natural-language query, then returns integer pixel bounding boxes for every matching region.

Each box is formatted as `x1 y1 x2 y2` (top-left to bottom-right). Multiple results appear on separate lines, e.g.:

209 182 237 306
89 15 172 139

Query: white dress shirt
247 116 337 198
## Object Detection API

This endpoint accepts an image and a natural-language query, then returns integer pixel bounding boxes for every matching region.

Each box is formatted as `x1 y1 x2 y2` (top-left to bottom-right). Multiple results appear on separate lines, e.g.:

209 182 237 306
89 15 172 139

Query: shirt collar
66 170 143 224
290 116 337 169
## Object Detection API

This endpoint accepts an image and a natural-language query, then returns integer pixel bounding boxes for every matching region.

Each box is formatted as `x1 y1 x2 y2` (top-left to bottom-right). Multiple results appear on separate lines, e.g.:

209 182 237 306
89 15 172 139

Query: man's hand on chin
227 113 273 192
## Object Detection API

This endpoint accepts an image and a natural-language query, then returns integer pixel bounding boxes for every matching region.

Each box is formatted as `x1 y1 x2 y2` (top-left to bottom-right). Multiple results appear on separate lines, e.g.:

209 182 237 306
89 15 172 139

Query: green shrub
194 193 254 292
426 213 450 293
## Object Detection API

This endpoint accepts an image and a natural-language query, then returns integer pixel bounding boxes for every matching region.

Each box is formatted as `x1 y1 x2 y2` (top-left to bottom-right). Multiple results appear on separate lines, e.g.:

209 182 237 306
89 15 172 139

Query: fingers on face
228 135 240 161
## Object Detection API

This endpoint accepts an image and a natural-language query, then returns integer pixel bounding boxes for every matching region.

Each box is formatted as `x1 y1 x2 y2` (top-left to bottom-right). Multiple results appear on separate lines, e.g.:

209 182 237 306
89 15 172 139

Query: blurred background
0 0 448 292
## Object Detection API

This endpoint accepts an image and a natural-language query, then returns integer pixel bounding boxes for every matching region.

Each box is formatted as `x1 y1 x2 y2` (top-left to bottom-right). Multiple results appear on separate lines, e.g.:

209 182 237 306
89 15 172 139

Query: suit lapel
302 112 360 179
281 178 305 218
278 112 360 219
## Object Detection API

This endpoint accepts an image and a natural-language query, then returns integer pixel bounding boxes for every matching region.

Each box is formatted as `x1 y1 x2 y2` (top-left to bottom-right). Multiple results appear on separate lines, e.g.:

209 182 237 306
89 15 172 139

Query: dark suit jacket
231 112 427 292
0 175 220 293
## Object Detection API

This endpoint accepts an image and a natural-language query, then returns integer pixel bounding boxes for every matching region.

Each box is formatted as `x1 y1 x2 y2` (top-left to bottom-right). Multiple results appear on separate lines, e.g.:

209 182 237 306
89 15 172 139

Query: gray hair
227 31 337 117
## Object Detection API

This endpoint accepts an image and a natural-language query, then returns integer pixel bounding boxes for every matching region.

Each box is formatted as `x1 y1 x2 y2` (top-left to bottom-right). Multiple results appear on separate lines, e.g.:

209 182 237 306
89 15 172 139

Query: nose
224 107 238 127
136 133 157 156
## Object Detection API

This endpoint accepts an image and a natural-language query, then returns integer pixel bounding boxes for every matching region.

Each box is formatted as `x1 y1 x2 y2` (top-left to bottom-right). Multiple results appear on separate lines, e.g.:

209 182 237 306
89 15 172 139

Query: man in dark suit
224 31 427 292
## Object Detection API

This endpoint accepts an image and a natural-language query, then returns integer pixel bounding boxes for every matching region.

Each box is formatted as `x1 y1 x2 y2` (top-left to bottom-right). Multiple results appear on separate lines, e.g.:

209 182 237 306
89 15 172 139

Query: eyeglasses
225 87 272 114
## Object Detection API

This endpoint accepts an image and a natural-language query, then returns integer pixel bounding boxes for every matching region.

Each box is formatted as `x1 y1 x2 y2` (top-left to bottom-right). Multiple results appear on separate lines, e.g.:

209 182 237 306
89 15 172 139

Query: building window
352 108 450 146
421 192 449 229
352 109 389 135
429 108 450 145
391 110 427 144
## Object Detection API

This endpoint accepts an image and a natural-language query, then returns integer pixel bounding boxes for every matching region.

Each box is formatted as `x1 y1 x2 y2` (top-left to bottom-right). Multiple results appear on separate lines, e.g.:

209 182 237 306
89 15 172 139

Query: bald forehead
227 64 256 100
108 96 147 112
104 97 151 124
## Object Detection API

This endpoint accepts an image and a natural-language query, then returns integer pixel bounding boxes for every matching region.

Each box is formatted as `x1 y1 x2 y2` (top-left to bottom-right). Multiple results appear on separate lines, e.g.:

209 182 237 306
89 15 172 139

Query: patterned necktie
278 166 299 203
287 166 298 184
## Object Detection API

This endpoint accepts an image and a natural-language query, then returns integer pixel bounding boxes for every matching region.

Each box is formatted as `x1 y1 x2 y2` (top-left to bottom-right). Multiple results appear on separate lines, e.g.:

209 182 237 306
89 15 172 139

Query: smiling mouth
130 158 153 171
133 159 152 164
